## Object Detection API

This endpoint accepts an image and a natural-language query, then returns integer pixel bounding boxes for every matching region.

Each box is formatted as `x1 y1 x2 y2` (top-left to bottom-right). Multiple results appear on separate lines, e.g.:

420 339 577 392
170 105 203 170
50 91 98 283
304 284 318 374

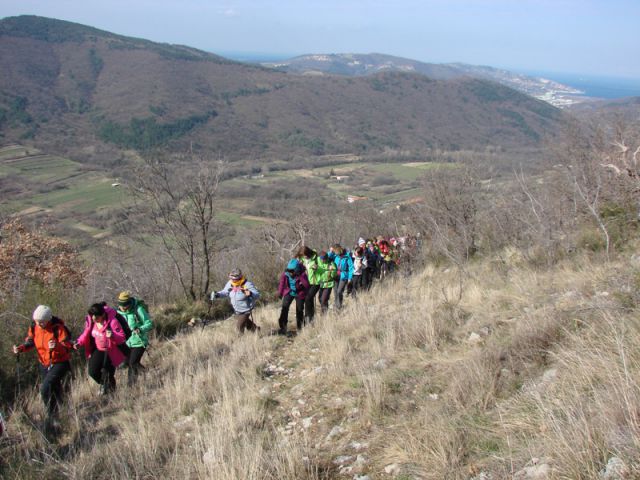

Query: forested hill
0 15 565 165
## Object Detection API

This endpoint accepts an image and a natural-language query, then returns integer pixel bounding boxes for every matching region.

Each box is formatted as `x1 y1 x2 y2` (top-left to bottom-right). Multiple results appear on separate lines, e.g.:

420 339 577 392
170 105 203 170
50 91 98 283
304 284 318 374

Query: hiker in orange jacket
13 305 73 429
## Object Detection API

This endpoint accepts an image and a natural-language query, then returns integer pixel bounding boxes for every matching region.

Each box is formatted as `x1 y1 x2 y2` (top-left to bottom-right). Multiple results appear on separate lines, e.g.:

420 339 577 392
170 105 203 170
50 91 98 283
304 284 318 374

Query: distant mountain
566 96 640 124
0 16 567 165
264 53 587 108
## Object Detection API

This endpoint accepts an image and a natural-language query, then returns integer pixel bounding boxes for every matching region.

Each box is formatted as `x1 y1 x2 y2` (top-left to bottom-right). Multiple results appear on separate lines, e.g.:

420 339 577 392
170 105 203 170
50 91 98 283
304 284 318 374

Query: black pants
319 287 332 313
304 284 321 323
128 346 146 386
352 275 364 296
363 267 375 290
88 350 116 392
38 361 70 417
279 295 304 332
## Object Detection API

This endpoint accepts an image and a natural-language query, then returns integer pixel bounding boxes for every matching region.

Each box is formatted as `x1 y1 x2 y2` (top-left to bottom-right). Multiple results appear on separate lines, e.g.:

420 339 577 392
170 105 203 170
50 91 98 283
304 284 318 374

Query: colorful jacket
278 270 310 299
214 279 260 314
300 252 322 285
76 306 127 367
317 258 336 289
17 317 73 367
117 298 153 348
333 252 354 282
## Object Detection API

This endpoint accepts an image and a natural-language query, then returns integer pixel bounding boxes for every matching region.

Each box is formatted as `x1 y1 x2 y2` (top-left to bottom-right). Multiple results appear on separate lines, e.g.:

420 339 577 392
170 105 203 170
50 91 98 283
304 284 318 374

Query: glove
210 292 219 301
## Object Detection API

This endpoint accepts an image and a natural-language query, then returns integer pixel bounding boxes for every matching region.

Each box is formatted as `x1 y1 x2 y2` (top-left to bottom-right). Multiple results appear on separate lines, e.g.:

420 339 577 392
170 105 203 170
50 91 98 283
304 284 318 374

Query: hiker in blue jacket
330 244 354 310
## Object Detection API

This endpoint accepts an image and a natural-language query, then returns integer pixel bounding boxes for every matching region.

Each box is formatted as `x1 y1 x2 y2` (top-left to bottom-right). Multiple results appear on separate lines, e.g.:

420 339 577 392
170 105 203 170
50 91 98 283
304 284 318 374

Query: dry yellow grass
3 249 640 479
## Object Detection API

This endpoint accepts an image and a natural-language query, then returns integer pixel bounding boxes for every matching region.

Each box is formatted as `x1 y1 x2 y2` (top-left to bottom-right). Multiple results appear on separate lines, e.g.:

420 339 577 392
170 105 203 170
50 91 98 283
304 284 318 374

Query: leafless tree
552 119 640 260
411 166 479 266
133 152 224 300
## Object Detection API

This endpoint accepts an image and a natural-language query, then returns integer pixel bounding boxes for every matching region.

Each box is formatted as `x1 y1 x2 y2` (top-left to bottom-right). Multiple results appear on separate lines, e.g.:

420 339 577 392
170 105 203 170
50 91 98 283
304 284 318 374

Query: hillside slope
0 16 565 165
3 248 639 479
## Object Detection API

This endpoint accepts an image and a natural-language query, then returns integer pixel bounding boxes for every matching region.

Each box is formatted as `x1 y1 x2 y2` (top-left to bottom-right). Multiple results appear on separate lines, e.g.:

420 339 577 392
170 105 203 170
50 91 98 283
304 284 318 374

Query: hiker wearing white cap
12 305 73 432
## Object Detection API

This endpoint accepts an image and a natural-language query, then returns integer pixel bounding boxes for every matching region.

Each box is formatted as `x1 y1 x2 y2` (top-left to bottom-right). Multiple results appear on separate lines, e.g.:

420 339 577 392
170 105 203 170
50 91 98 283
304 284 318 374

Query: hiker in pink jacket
75 302 127 395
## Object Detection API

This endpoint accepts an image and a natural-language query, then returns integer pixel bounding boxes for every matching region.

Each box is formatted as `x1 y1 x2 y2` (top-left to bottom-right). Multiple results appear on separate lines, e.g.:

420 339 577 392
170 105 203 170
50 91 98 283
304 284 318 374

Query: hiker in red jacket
13 305 73 430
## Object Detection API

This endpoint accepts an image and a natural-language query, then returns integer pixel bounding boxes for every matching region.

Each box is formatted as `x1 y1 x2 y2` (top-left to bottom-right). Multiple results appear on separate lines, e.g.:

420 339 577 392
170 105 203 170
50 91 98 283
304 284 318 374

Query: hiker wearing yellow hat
116 291 153 386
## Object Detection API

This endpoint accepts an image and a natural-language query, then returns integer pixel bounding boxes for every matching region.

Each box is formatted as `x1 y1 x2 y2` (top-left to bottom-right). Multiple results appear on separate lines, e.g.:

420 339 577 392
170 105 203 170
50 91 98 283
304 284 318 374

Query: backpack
115 312 132 340
133 298 150 325
30 317 72 342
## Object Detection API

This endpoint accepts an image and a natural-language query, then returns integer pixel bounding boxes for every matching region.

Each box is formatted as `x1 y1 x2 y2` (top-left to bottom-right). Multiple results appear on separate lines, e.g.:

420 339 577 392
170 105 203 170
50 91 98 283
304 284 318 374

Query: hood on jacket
286 258 302 274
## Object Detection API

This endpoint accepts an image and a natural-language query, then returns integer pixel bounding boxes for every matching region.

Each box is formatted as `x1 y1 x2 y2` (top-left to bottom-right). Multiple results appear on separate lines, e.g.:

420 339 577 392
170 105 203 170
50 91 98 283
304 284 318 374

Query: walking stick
15 354 21 399
100 335 110 395
202 299 213 331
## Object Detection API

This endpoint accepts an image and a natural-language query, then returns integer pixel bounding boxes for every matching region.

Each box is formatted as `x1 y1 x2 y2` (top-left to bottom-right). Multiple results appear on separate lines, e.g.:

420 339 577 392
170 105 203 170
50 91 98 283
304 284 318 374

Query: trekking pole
101 335 110 395
15 353 21 399
202 299 213 331
249 309 257 330
101 351 109 395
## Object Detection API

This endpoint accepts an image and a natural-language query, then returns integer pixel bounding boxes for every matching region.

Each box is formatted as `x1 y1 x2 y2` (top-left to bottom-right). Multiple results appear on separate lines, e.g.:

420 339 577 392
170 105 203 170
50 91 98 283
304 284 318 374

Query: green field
2 144 446 246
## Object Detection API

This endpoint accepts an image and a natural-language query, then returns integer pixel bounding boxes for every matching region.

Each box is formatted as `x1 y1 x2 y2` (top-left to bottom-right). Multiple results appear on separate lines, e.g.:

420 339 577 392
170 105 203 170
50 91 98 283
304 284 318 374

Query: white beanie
358 237 365 246
33 305 53 322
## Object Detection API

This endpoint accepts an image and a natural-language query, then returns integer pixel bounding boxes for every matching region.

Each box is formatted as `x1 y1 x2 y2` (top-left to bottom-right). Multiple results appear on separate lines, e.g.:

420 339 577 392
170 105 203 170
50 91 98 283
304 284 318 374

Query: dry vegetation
2 245 640 479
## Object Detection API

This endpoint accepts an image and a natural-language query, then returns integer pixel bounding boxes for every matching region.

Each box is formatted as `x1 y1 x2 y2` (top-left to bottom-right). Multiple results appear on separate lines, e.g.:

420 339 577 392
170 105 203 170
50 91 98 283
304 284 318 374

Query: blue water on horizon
219 51 640 100
515 70 640 99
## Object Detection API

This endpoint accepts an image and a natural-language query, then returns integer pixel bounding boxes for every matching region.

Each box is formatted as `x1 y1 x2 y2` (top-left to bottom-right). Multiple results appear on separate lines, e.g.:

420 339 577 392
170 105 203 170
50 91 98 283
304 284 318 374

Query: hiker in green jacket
117 291 153 386
298 246 323 326
317 250 336 314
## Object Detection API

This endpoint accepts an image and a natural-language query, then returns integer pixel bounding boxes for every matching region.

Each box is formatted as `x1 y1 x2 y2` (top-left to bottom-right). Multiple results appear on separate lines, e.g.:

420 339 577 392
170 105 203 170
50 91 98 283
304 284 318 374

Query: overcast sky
2 0 639 78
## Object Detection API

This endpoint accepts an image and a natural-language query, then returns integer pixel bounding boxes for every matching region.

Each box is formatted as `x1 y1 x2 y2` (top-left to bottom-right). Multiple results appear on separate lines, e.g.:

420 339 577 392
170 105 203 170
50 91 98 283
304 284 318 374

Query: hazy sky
1 0 639 78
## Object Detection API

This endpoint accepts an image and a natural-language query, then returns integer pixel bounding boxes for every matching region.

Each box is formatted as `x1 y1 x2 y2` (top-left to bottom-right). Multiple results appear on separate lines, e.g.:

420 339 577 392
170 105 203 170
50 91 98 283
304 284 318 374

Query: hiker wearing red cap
12 305 73 431
211 269 261 333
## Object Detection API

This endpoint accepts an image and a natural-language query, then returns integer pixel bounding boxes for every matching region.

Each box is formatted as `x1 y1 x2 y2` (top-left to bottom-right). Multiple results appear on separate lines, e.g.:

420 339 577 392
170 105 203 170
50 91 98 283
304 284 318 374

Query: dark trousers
304 284 321 323
352 274 364 296
319 287 332 313
38 361 70 417
128 346 146 386
363 267 375 290
335 279 349 309
88 350 116 392
279 295 304 332
235 311 258 333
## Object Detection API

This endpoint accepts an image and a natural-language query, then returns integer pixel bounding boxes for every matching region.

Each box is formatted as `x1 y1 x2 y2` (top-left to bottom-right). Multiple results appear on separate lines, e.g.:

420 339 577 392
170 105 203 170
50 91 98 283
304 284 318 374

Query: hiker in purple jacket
277 258 309 335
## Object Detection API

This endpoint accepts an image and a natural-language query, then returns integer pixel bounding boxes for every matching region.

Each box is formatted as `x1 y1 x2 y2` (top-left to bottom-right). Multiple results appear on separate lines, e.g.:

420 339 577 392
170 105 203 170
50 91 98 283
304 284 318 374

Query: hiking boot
277 329 287 336
43 416 61 435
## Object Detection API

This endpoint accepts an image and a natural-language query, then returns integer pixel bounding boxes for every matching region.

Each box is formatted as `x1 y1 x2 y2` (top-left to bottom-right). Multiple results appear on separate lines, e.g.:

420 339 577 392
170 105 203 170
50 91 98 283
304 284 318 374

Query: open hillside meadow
2 247 640 479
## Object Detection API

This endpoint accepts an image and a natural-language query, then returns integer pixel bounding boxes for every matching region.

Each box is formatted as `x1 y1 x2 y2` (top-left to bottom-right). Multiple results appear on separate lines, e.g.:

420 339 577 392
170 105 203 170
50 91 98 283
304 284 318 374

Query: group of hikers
212 235 416 336
12 234 415 434
11 292 152 432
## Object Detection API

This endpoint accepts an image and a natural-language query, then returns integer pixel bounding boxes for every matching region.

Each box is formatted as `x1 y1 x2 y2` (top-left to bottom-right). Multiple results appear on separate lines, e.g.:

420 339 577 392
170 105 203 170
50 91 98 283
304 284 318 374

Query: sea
517 70 640 99
222 52 640 100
